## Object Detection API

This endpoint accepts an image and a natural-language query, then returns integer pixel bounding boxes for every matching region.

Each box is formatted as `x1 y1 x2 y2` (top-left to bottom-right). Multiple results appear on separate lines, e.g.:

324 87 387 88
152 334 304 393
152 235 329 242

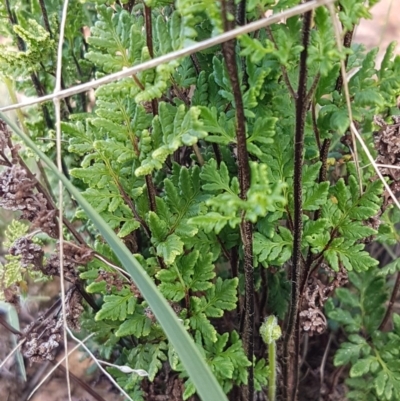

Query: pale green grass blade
0 112 228 401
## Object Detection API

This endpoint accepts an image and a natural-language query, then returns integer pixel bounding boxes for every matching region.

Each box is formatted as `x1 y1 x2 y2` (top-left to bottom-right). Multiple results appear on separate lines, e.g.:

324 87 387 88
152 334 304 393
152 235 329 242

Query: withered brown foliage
300 265 348 336
0 119 97 365
21 288 84 363
374 115 400 180
44 242 94 283
0 165 57 237
9 236 44 269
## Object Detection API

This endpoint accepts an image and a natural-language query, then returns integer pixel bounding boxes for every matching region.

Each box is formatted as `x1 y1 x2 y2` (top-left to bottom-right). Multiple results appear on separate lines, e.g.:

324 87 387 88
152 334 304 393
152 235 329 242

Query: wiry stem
379 271 400 331
237 0 246 25
38 0 53 38
221 1 254 399
54 363 108 401
116 181 151 237
143 4 158 212
283 8 313 401
266 26 297 100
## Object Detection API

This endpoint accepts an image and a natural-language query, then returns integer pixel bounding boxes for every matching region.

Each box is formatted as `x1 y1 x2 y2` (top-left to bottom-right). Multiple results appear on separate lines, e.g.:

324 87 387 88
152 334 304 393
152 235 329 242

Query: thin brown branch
0 313 21 335
318 138 331 183
144 4 159 115
54 363 108 401
212 143 223 167
143 4 159 213
283 8 313 401
378 271 400 331
221 1 254 399
192 143 204 165
132 74 145 91
334 29 354 93
236 0 246 25
266 26 298 100
38 0 53 38
116 182 151 237
145 174 157 212
305 71 320 107
191 54 201 74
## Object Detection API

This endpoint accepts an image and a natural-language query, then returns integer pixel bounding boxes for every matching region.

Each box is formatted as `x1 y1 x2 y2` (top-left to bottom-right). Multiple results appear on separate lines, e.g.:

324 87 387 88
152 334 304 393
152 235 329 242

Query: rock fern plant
1 0 400 400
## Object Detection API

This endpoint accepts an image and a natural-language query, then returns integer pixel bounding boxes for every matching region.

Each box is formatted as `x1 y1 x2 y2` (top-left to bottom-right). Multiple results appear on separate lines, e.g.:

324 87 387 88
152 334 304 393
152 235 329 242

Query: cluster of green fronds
2 0 400 400
327 267 400 400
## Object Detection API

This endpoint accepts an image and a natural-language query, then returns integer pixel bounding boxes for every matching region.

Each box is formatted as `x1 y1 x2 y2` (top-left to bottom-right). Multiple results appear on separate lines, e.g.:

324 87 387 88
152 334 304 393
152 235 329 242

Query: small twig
54 1 72 399
320 333 333 388
374 164 400 170
145 174 157 212
132 74 145 90
93 253 133 281
300 332 309 368
192 143 204 165
190 54 201 74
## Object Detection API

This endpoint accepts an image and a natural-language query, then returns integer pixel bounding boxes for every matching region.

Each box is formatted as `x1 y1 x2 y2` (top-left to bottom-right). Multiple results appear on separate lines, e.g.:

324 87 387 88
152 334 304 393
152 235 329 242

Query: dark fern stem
236 0 249 90
144 4 159 116
283 9 313 401
143 4 158 213
379 270 400 331
38 0 53 38
236 0 246 26
221 1 254 399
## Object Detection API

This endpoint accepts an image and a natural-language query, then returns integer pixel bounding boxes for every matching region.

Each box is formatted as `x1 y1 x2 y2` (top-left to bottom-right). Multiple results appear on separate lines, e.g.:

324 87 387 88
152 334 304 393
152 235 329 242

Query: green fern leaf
95 289 137 321
116 313 152 338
